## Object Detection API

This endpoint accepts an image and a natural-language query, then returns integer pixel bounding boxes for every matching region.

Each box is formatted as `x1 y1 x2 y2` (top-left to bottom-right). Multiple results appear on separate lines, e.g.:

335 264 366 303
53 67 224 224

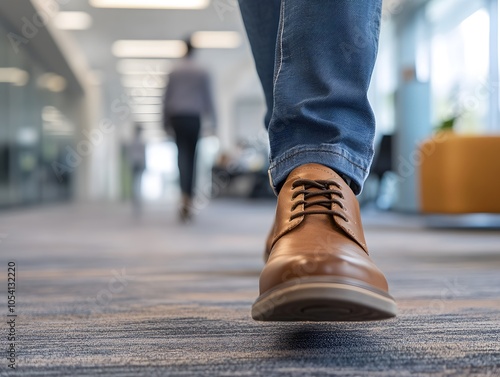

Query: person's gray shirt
163 59 215 130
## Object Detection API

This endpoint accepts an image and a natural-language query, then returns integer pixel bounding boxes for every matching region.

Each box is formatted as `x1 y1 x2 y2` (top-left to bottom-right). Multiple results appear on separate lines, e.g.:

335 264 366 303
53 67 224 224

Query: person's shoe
179 194 193 223
252 163 397 321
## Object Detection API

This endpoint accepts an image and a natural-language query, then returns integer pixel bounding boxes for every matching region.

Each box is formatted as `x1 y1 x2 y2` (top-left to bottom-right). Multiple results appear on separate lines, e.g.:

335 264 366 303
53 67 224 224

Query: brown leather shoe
252 163 397 321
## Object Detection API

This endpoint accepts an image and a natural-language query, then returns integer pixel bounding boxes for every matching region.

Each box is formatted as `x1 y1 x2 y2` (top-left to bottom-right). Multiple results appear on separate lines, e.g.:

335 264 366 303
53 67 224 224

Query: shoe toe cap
259 247 389 295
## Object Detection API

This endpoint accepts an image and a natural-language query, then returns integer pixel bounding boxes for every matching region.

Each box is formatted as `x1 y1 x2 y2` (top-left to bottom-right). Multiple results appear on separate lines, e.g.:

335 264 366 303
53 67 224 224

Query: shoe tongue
289 163 341 182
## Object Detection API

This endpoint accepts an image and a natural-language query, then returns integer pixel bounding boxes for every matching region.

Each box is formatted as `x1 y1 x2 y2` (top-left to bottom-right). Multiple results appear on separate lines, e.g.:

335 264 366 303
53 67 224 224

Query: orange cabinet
419 133 500 214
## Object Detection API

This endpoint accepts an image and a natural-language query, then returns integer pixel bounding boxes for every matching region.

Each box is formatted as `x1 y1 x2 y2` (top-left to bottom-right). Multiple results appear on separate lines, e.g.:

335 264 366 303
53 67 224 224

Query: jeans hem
268 145 370 195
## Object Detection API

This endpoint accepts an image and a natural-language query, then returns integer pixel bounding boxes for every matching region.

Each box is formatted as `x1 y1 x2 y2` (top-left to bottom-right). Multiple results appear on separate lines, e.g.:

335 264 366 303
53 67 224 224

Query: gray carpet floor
0 199 499 376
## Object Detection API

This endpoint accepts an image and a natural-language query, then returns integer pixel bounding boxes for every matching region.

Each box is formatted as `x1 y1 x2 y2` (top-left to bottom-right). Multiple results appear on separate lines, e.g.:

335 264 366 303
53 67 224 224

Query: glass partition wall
0 22 77 207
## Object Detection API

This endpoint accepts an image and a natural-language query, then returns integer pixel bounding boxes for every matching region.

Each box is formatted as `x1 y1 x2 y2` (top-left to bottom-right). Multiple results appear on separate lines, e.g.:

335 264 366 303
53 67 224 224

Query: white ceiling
55 0 421 89
57 0 248 75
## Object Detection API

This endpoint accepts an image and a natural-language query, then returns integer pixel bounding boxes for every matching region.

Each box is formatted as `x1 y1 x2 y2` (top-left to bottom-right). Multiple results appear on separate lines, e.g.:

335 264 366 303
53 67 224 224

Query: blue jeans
238 0 382 194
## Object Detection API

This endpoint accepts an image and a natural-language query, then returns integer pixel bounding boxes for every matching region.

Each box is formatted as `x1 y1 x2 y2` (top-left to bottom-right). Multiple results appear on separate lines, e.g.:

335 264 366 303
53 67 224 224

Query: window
431 8 490 133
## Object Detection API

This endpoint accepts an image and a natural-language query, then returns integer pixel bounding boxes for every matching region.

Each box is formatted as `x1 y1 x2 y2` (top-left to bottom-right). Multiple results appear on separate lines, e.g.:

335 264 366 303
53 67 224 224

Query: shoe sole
252 277 397 322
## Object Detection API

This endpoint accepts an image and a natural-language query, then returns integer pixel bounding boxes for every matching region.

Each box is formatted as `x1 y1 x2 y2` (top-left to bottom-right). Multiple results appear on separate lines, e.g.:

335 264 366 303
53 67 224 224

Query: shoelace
290 179 348 222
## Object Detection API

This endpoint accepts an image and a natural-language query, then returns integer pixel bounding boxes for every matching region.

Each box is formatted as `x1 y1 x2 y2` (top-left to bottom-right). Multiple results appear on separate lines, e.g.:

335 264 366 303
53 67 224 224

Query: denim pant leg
239 0 382 195
238 0 281 128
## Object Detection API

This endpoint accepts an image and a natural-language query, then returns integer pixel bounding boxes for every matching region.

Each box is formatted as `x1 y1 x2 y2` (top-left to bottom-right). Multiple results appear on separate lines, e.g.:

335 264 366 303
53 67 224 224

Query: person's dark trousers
170 115 201 198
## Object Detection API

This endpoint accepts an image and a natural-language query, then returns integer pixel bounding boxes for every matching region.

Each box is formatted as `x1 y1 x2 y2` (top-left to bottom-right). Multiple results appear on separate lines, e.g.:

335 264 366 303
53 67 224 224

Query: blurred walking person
128 125 146 216
163 38 216 222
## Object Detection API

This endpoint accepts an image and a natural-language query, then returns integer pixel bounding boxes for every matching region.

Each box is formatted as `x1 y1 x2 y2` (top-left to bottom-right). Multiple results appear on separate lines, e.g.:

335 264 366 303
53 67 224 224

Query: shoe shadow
270 323 374 351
